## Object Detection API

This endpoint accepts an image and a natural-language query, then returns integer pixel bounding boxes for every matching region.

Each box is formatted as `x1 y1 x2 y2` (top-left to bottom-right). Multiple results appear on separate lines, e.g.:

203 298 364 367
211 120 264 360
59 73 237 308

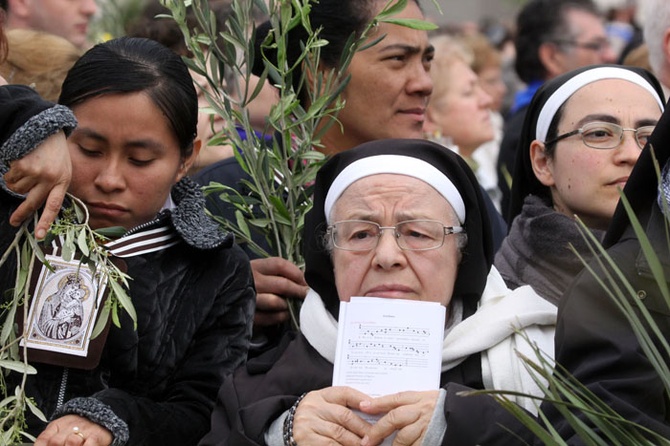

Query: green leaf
247 218 273 228
26 395 48 421
94 226 127 238
1 304 17 344
109 280 136 327
375 0 407 20
63 229 74 262
232 209 250 239
25 231 47 266
0 359 37 374
0 394 17 408
91 303 111 339
77 229 90 257
380 18 438 30
111 304 121 328
73 200 86 223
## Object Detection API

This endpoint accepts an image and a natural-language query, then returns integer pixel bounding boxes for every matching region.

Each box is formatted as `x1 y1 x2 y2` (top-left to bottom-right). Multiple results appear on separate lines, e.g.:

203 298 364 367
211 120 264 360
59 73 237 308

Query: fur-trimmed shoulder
170 177 234 250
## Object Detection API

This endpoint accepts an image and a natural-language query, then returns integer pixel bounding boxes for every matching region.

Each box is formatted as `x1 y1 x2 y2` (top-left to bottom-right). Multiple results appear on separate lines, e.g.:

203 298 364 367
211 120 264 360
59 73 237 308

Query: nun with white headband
201 139 556 446
496 65 665 306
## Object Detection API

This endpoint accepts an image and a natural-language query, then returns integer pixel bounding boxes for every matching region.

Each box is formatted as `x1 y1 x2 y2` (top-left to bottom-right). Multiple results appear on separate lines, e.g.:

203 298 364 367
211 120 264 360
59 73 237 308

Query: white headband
536 67 665 142
324 155 466 224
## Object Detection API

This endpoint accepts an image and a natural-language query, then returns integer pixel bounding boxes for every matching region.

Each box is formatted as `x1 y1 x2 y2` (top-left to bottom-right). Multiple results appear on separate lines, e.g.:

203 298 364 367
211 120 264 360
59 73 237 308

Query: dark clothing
194 156 288 357
483 185 507 253
498 80 542 219
201 329 538 446
200 331 522 446
0 85 256 446
193 132 274 259
195 156 251 233
548 206 670 442
494 194 604 305
0 85 77 167
497 104 528 222
194 155 268 255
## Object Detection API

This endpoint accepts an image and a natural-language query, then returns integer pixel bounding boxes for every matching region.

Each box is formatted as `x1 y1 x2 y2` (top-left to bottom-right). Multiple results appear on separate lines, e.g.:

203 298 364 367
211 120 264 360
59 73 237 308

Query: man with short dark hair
1 0 97 49
497 0 616 221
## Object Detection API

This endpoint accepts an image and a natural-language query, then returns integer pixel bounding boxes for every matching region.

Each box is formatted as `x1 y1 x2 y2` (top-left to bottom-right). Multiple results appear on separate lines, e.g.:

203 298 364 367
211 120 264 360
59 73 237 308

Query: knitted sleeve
0 85 77 175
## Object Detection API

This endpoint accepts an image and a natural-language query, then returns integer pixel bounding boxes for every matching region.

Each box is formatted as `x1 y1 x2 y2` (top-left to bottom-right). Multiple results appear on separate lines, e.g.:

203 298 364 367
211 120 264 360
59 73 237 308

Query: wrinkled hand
35 414 113 446
292 387 373 446
251 257 308 327
4 131 71 239
360 390 440 446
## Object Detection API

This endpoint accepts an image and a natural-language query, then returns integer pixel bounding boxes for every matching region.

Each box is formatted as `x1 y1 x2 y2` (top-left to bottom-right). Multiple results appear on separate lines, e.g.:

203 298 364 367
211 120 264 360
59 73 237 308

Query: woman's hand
4 131 71 239
292 387 373 446
251 257 308 327
34 414 113 446
359 390 440 446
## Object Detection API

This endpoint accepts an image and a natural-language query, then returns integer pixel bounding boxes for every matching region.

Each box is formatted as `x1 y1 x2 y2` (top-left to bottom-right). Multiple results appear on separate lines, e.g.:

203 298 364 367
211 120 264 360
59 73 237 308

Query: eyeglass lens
331 220 446 251
580 122 654 149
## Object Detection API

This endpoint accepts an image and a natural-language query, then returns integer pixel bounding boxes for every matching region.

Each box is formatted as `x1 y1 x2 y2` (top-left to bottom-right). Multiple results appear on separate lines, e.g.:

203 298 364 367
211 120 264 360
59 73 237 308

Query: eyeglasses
552 39 611 53
327 219 464 252
544 121 655 150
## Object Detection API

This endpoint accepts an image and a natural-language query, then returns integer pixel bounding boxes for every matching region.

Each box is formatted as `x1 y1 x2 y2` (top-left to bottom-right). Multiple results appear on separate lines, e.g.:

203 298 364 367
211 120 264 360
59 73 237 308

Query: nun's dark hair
59 37 198 158
252 0 421 104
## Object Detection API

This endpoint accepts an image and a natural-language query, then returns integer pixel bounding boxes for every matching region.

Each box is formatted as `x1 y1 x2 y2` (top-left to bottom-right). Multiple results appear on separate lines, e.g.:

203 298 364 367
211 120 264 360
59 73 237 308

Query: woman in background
424 34 495 185
0 29 81 101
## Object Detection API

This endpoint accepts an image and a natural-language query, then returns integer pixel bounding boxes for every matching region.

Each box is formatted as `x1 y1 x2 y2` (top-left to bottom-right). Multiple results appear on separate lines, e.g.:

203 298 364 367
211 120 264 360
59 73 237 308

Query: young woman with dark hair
1 37 255 446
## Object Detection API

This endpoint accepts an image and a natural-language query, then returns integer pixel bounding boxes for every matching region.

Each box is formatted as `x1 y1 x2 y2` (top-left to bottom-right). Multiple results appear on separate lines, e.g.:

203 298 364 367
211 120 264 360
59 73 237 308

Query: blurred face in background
190 69 278 173
9 0 97 48
477 64 507 113
425 60 494 157
548 8 617 76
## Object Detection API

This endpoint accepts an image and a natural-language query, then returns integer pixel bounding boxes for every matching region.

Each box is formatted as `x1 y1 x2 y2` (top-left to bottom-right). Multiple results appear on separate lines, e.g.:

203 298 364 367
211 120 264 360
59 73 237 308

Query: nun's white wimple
324 155 466 224
536 67 664 142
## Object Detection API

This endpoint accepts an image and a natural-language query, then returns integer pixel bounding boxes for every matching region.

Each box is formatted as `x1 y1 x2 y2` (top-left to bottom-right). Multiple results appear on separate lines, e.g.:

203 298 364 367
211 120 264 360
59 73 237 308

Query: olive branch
160 0 437 329
0 197 134 443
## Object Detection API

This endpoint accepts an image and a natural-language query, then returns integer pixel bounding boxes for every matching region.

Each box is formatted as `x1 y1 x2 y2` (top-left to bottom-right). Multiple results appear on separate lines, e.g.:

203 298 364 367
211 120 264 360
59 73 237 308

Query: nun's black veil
507 64 665 224
303 138 494 321
605 100 670 246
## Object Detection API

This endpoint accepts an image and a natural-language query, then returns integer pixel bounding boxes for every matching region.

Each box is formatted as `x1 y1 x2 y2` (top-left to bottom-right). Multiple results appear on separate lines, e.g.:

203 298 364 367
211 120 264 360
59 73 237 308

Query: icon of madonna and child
23 261 105 357
37 272 89 340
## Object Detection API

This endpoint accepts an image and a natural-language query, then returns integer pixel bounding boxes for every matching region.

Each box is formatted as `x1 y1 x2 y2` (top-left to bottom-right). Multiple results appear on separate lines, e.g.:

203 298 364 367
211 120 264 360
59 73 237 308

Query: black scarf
606 99 670 246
